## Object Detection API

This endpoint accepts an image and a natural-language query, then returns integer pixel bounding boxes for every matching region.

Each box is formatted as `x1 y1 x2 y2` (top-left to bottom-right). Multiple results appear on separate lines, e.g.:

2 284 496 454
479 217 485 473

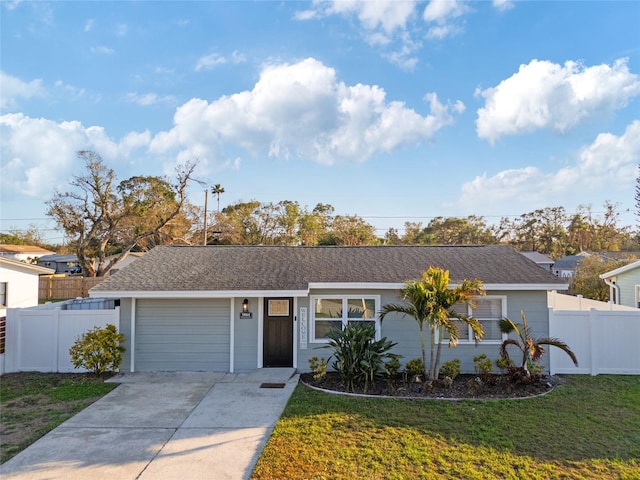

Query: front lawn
253 375 640 479
0 372 117 464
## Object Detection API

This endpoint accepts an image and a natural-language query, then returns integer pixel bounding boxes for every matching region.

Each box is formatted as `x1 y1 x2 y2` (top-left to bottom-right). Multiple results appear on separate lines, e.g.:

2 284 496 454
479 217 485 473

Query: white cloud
84 19 94 32
423 0 471 39
295 1 419 66
150 57 462 166
492 0 514 12
319 0 417 35
126 92 175 106
0 71 46 109
91 45 115 55
0 113 150 199
476 58 640 144
115 23 128 37
231 50 246 64
458 120 640 213
195 53 227 71
2 0 23 11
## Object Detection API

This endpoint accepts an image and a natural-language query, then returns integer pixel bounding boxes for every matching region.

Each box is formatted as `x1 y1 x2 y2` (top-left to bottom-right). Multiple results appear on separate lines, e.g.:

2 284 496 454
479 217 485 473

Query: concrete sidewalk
0 369 298 480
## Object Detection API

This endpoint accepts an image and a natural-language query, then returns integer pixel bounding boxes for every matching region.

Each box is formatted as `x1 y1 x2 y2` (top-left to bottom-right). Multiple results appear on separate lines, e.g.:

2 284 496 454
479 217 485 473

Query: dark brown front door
263 297 293 367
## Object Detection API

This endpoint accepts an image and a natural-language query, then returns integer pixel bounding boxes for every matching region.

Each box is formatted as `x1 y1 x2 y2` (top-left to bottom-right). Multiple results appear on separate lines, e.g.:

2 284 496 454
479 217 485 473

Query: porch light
242 298 249 313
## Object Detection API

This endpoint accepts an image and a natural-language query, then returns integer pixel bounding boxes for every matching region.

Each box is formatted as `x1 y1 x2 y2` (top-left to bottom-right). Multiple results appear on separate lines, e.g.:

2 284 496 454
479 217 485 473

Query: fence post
589 308 597 376
54 308 61 372
549 307 555 375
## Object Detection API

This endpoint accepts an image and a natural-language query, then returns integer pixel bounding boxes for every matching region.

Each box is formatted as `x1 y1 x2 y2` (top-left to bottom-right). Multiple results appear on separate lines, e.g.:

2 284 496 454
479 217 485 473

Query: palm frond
500 338 523 361
537 338 579 366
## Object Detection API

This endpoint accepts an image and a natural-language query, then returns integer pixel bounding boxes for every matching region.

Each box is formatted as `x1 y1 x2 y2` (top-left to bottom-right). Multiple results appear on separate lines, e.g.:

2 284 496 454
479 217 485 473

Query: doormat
260 383 286 389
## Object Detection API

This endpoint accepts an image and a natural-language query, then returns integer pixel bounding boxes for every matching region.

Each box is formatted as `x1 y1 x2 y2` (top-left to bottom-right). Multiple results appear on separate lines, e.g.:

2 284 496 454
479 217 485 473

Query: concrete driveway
0 369 298 480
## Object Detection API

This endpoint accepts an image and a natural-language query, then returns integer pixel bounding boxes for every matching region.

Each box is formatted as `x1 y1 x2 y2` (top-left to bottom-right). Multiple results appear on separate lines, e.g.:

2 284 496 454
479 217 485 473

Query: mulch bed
300 372 560 400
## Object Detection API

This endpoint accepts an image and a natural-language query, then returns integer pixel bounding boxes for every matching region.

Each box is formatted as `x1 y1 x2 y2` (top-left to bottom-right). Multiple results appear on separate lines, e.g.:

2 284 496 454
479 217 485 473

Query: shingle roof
91 245 565 294
0 257 55 274
0 245 54 254
520 251 554 264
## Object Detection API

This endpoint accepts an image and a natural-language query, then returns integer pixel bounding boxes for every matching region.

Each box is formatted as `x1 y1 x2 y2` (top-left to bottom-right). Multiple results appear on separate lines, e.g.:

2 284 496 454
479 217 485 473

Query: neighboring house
520 251 554 272
37 254 81 274
599 260 640 308
0 257 54 316
90 245 567 374
552 252 591 278
0 245 55 264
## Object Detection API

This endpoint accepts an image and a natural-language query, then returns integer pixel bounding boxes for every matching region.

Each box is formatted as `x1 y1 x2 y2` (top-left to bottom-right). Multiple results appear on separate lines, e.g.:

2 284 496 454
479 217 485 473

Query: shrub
439 359 461 380
473 354 493 375
495 357 514 373
324 323 397 392
69 324 125 375
308 356 327 380
384 354 403 378
473 354 496 386
405 358 425 378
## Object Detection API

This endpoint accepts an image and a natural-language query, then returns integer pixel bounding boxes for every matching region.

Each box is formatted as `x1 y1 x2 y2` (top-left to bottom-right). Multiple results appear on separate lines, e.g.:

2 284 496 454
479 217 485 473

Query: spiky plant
499 310 578 376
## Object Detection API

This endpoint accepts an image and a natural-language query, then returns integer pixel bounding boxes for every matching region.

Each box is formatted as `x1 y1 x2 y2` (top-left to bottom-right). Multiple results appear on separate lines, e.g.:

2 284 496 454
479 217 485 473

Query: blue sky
1 0 639 244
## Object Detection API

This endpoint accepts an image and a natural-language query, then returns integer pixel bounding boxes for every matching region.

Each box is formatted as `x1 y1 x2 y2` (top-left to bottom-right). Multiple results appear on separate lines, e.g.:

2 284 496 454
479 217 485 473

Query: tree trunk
428 325 436 381
419 324 428 379
433 326 444 381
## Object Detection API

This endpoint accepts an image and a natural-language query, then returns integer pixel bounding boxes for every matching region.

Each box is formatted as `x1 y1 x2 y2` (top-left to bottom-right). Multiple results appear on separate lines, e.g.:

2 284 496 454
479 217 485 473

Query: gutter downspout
602 278 620 305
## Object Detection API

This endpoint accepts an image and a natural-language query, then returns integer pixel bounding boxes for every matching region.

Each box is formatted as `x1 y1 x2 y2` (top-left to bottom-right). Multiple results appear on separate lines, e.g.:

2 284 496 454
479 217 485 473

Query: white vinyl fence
2 305 120 374
549 308 640 375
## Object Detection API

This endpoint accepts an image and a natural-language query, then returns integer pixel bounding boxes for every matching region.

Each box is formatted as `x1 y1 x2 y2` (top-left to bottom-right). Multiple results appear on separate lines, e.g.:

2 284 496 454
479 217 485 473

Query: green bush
405 358 425 378
384 354 403 378
69 324 125 374
308 356 327 380
439 359 461 380
324 323 397 392
473 354 493 375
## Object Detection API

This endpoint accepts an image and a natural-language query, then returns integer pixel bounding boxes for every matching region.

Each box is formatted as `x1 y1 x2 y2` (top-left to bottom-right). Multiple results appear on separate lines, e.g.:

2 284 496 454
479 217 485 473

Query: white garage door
135 298 230 371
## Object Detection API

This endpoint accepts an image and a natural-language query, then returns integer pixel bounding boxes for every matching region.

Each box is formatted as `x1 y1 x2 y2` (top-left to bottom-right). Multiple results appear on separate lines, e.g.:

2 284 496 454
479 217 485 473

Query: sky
1 0 639 244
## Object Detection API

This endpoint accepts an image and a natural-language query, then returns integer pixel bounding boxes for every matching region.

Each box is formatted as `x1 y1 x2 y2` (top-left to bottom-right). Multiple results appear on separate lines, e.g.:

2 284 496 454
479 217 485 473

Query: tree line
4 151 638 277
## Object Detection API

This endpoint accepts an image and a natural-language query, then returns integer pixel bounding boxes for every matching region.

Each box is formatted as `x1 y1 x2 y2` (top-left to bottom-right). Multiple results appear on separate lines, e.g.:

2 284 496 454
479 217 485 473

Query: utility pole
203 188 208 246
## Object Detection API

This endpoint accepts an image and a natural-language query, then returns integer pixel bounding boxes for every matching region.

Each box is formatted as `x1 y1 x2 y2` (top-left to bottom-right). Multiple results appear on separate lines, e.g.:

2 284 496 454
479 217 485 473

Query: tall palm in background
211 184 225 213
380 266 485 381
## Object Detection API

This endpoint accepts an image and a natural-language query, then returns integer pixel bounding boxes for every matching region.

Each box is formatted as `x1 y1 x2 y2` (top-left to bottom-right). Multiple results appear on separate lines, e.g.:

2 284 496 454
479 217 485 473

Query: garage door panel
135 299 230 371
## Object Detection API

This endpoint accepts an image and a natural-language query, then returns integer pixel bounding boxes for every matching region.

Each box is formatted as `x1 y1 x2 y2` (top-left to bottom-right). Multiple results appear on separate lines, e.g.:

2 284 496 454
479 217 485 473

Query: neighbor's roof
0 257 55 274
520 251 554 264
37 254 78 262
599 259 640 279
91 245 567 297
0 244 54 255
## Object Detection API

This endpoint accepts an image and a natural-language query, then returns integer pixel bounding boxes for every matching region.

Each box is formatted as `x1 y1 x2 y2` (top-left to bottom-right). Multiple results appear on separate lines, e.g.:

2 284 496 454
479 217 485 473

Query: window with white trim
443 296 506 343
310 295 380 342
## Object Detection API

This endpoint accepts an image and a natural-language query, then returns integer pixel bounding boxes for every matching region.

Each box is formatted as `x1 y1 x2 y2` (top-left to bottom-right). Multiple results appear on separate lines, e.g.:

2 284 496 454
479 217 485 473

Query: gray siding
135 298 230 371
296 289 551 374
617 270 640 308
119 298 133 372
234 296 259 371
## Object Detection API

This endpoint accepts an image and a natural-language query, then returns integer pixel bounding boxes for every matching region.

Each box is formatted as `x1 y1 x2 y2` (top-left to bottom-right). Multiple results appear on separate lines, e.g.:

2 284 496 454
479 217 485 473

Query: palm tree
379 266 485 381
211 184 225 213
499 311 578 375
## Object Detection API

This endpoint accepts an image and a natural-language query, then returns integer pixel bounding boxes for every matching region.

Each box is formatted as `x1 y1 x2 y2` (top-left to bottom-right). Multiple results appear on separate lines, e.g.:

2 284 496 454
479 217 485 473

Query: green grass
252 376 640 479
0 372 117 464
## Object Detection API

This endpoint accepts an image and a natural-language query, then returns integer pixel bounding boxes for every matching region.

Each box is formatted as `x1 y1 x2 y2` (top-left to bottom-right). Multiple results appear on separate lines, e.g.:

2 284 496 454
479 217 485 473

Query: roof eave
599 260 640 279
89 289 310 299
91 282 568 298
